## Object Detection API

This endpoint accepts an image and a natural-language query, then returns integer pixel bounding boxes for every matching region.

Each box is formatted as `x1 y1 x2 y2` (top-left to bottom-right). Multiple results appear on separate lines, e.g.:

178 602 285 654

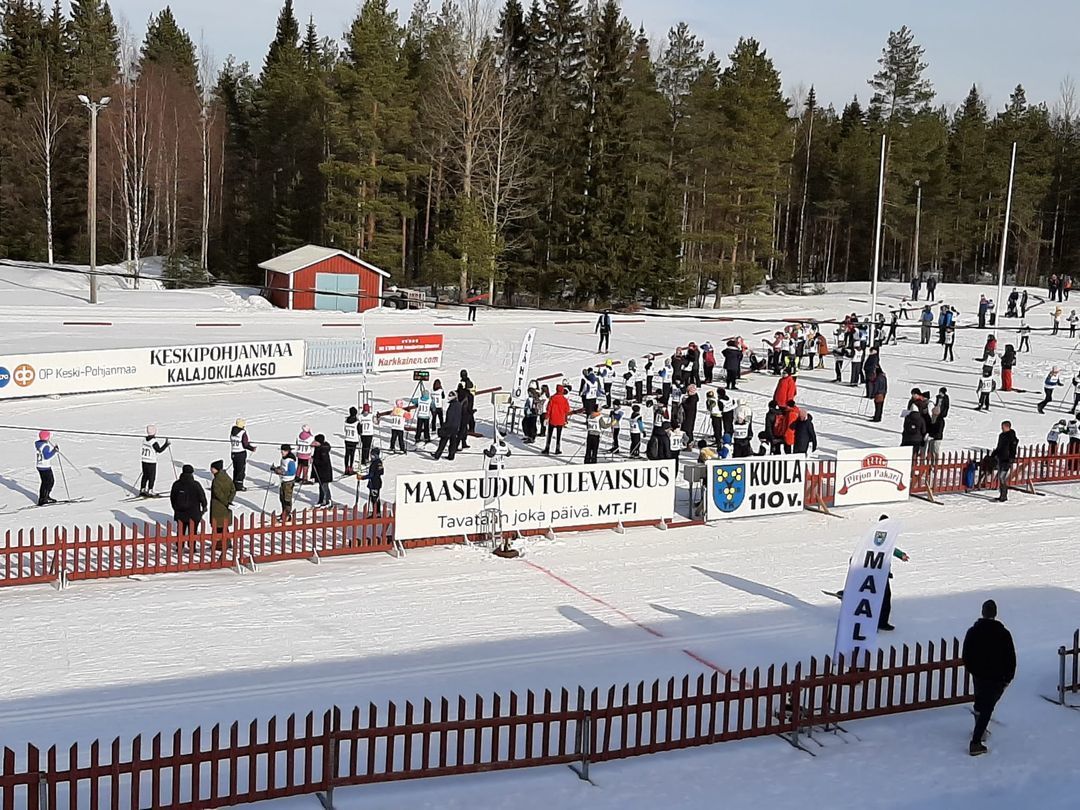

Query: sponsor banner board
372 334 444 372
705 456 805 520
833 447 912 507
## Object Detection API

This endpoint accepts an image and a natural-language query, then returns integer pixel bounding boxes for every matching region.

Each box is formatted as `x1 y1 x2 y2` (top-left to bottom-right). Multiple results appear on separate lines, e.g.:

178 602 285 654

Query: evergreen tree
868 25 933 129
141 6 197 87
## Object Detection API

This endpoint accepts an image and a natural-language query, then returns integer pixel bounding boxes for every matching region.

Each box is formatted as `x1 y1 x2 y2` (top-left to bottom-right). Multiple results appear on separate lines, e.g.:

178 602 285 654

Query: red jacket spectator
783 405 800 448
774 373 797 408
546 386 571 427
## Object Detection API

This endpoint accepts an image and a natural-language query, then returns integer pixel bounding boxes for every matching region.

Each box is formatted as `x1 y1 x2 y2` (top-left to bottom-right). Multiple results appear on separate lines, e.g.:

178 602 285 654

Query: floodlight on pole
996 142 1018 312
79 94 110 305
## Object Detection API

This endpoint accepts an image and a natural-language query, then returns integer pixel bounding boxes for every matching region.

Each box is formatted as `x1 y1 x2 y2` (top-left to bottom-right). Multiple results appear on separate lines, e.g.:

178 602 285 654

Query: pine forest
1 0 1078 306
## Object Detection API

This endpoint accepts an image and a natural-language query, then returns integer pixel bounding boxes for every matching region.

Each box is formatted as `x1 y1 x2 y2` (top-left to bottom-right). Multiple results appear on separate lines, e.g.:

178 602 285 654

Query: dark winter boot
969 740 987 756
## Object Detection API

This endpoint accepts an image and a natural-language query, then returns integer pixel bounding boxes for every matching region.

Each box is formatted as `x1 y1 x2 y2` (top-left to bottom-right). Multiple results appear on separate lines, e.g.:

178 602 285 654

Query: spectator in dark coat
456 383 474 451
792 410 818 455
870 369 888 422
170 464 207 537
901 408 928 454
681 386 699 444
434 392 463 461
862 347 880 399
962 600 1016 756
312 434 334 507
722 341 743 389
993 421 1019 501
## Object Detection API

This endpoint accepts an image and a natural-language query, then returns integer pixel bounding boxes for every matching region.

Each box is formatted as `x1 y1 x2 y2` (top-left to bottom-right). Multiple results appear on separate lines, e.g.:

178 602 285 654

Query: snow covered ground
1 265 1080 808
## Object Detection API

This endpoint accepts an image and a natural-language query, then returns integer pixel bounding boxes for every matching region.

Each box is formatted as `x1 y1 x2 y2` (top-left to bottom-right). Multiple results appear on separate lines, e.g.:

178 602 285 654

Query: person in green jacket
209 459 236 557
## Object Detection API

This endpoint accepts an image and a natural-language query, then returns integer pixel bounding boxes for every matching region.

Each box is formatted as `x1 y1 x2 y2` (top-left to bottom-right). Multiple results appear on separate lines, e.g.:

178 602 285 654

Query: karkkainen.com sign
394 460 677 541
0 341 306 399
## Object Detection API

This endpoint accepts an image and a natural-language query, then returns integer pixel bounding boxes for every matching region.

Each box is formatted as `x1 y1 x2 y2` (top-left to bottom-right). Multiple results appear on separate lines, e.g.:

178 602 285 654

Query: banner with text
0 340 305 400
394 460 676 541
834 518 902 661
372 334 444 373
833 447 912 507
704 456 805 521
510 328 536 407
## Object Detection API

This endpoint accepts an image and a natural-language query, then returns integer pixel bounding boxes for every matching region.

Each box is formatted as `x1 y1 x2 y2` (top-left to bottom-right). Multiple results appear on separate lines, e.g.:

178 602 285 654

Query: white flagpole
870 134 887 346
996 142 1018 310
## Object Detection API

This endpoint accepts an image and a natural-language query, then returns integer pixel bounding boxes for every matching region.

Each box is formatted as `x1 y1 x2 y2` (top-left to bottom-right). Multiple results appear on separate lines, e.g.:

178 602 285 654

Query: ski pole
261 473 276 514
56 451 72 502
167 444 179 481
354 476 362 509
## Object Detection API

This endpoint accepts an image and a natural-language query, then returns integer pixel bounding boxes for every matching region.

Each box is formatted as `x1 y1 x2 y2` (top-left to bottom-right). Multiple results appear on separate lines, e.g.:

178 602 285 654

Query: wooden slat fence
0 506 395 589
0 639 970 809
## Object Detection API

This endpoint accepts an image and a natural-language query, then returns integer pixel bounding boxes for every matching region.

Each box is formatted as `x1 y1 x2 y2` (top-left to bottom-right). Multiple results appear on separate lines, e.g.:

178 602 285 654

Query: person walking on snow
34 430 60 505
312 434 334 507
1038 367 1065 414
229 419 257 491
343 407 360 475
543 385 571 455
870 368 889 422
962 600 1016 756
433 391 462 461
942 325 956 362
1019 321 1032 353
793 410 818 455
139 425 171 496
1001 345 1017 392
1053 306 1064 336
595 310 612 353
270 444 298 518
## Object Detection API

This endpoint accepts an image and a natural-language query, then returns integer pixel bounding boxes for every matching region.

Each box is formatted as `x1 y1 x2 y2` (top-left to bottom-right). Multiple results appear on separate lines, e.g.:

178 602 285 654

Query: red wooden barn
259 245 389 313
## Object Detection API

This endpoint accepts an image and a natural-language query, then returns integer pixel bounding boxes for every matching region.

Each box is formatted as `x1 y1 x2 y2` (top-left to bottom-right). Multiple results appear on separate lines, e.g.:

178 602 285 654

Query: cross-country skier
270 444 298 519
34 430 59 506
629 405 644 458
976 371 997 412
343 407 359 475
359 404 376 464
483 433 512 474
1018 321 1032 353
358 448 384 516
582 369 599 416
229 419 257 491
595 310 612 353
411 391 432 445
598 359 614 408
312 434 334 507
387 401 407 454
296 425 314 483
430 380 446 435
963 600 1016 756
584 408 603 464
733 403 754 458
139 425 171 496
1038 367 1065 414
610 400 624 454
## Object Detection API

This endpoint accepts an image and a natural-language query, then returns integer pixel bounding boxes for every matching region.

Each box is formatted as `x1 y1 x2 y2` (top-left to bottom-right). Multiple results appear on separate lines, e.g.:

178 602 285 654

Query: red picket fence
0 639 970 810
0 505 395 589
805 444 1080 508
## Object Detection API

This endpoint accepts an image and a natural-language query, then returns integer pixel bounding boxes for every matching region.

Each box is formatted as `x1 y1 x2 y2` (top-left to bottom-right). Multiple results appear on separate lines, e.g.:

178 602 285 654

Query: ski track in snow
2 274 1080 808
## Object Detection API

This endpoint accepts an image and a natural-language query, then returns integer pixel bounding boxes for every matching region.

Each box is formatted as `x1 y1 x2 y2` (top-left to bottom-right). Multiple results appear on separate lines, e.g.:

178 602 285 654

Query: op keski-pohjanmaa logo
837 453 906 495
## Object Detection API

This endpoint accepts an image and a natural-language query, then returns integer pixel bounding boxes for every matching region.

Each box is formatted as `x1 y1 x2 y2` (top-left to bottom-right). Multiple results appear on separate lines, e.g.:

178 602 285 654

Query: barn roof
258 245 390 278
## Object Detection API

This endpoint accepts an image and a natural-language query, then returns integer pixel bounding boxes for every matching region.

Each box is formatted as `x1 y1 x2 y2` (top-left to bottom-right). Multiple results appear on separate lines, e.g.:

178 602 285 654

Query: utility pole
869 134 887 346
913 180 922 283
78 94 110 305
996 142 1018 309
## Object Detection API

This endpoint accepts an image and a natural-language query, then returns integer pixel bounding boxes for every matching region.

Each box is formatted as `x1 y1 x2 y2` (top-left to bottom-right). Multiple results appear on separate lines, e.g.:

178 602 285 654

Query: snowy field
2 264 1080 808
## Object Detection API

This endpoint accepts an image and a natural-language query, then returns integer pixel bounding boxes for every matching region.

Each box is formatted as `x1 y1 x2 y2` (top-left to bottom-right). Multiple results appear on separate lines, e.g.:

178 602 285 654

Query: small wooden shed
259 245 389 313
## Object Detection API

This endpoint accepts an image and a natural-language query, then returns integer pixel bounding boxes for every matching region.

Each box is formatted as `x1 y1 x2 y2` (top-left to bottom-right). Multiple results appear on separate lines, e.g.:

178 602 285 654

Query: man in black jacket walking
434 392 462 461
994 421 1019 501
962 599 1016 756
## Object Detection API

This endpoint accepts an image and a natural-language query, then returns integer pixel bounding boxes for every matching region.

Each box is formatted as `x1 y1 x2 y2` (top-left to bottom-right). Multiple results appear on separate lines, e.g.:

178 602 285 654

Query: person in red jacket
782 401 800 453
774 369 797 409
543 385 571 455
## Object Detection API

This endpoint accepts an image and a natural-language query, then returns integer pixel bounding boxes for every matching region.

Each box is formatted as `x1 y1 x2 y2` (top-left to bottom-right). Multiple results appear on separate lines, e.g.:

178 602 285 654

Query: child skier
343 407 360 475
976 371 996 412
387 401 407 453
270 444 298 519
629 405 644 458
584 408 603 464
229 419 257 492
139 425 172 496
359 404 376 464
296 425 314 483
413 390 433 445
358 448 384 516
34 430 60 506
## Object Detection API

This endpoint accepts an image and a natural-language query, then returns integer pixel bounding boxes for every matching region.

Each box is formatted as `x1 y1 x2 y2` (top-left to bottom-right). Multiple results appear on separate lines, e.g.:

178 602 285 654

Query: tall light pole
913 180 922 283
870 134 887 346
78 94 110 305
996 142 1018 310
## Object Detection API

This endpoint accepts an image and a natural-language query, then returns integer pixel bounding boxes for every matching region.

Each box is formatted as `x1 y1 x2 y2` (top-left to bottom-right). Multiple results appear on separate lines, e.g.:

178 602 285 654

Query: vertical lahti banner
511 328 537 407
833 518 902 663
833 447 912 507
704 456 805 520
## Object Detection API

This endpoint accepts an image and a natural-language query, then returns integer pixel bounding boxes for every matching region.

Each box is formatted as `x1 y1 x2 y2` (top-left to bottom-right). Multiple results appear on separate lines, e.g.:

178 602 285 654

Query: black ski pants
37 469 55 505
